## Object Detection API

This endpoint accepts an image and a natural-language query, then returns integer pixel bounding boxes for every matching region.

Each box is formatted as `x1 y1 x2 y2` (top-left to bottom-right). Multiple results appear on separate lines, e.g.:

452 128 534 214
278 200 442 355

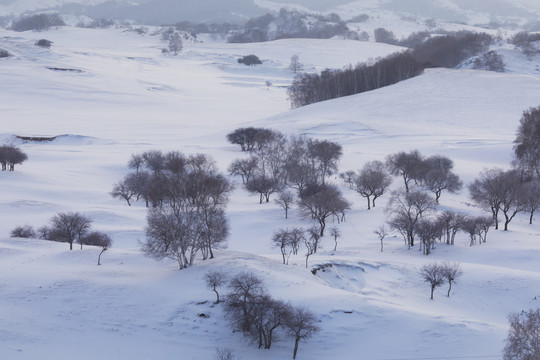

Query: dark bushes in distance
288 51 424 108
10 225 36 238
228 8 348 43
473 51 505 72
412 31 493 68
35 39 53 48
11 13 65 32
511 31 540 58
238 55 262 66
0 49 9 58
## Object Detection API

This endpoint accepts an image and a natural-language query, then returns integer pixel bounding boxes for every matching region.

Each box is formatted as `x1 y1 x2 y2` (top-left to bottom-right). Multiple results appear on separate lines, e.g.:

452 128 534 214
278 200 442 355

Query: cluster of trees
412 31 493 68
373 28 431 48
271 226 340 267
420 262 462 299
472 51 505 72
11 13 65 32
227 127 350 237
0 144 28 171
228 8 349 43
288 51 424 108
11 212 112 263
503 308 540 360
205 271 319 359
111 150 233 269
511 31 540 58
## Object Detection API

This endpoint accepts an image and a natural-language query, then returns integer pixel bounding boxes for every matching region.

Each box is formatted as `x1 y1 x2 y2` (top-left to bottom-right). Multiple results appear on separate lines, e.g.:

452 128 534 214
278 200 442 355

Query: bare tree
50 211 92 250
110 178 137 206
272 229 293 264
168 32 183 55
329 226 341 251
289 54 304 73
228 157 258 184
374 225 387 252
469 168 506 230
0 144 28 171
275 191 295 219
307 139 342 185
386 190 436 247
437 210 468 245
421 155 463 204
82 231 112 265
204 271 228 304
10 225 36 238
245 175 282 204
420 263 445 300
341 160 392 209
499 170 527 231
514 106 540 178
415 219 442 255
216 347 237 360
386 150 423 193
285 305 320 359
503 308 540 360
462 216 493 246
298 184 351 237
441 262 462 297
288 227 305 255
304 228 319 268
522 180 540 224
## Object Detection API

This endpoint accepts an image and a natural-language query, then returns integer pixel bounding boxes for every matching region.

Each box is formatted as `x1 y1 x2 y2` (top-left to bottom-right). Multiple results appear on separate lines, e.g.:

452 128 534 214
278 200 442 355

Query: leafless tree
285 305 320 359
469 168 506 230
462 216 492 246
0 144 28 171
441 262 462 297
514 106 540 178
522 180 540 224
437 211 468 245
421 155 463 204
204 271 228 304
289 227 305 255
386 150 424 192
420 263 445 300
503 308 540 360
307 139 342 185
289 54 304 73
245 175 282 204
499 170 528 231
304 228 319 268
82 231 112 265
110 178 137 206
342 160 392 209
50 211 92 250
275 191 295 219
415 219 442 255
216 347 237 360
329 226 341 251
168 32 183 55
386 190 436 248
10 225 36 238
272 228 293 264
228 157 258 184
374 225 387 252
298 184 351 237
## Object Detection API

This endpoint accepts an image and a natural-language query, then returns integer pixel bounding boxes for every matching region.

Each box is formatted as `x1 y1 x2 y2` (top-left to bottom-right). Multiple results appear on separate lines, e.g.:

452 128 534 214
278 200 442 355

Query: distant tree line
289 30 496 108
228 8 349 43
288 51 424 108
510 31 540 58
111 150 233 269
11 13 65 32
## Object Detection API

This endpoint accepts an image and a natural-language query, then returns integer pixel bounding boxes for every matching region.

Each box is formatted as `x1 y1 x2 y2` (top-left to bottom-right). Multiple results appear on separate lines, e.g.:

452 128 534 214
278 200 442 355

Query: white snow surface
1 26 540 360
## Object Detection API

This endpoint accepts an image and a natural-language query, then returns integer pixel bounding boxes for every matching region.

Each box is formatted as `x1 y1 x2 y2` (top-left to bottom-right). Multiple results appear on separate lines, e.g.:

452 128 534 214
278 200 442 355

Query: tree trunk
293 338 300 359
447 280 452 297
430 285 435 300
98 248 107 265
366 196 371 210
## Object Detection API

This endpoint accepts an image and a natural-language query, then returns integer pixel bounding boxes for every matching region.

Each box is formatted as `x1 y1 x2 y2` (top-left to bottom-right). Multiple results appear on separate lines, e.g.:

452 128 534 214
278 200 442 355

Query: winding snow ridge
1 25 540 359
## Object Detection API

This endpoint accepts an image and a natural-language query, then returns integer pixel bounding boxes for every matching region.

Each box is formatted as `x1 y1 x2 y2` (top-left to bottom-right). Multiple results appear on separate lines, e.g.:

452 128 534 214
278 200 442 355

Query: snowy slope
1 25 540 360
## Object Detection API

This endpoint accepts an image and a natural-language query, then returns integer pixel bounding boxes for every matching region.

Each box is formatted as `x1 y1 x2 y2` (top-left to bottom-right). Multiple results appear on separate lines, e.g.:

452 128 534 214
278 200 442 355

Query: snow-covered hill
1 25 540 360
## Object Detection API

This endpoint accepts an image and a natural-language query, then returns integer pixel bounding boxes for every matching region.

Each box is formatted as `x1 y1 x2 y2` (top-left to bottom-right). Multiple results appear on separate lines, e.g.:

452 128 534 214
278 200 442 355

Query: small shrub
238 54 262 66
10 225 36 238
0 49 9 58
35 39 53 48
473 51 505 72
